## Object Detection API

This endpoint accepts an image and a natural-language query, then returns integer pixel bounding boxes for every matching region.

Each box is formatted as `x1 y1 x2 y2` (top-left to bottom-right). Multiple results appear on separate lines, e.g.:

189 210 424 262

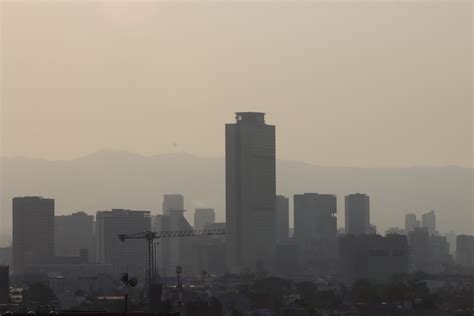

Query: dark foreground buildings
226 112 276 273
12 196 55 274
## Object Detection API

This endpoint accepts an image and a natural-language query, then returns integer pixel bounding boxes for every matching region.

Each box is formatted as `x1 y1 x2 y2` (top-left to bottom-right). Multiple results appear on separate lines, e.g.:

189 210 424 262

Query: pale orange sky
1 0 472 168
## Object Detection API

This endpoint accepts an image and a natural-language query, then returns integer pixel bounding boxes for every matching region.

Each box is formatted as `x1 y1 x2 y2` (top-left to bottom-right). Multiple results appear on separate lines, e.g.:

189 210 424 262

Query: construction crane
118 228 225 305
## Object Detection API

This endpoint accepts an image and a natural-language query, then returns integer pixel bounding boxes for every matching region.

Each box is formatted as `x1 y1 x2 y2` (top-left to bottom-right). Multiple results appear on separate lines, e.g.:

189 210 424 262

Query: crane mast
118 228 225 308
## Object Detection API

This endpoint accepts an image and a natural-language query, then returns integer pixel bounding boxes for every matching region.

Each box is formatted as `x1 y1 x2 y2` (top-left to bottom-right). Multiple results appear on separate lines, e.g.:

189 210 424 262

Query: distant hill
1 150 472 245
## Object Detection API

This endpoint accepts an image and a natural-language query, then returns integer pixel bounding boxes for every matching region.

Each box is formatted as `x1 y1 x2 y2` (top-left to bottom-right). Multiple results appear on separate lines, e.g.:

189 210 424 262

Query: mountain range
1 150 472 246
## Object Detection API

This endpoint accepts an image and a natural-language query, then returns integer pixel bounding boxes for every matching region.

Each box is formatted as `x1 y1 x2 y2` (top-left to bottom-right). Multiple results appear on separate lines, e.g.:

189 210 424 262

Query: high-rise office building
339 234 408 283
0 266 9 304
294 193 337 273
405 213 420 233
12 196 55 274
160 209 195 276
345 193 370 235
422 210 436 236
276 195 290 243
408 227 430 272
194 208 216 230
55 211 95 262
163 194 184 215
226 112 276 273
95 209 150 277
456 235 474 268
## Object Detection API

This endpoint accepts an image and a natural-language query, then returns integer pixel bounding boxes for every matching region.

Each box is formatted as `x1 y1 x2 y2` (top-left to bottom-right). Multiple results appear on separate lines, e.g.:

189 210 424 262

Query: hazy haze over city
1 1 472 167
1 1 473 245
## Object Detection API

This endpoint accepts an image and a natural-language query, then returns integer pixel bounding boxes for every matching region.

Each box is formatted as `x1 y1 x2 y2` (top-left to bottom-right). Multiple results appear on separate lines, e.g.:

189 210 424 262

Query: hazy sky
1 1 472 168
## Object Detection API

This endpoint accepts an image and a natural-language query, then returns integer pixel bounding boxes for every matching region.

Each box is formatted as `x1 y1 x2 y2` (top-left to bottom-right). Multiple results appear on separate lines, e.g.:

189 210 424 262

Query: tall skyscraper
0 266 9 304
160 209 195 276
226 112 276 273
345 193 370 235
422 210 436 235
95 209 150 277
12 196 55 274
408 227 430 272
275 195 290 243
163 194 184 215
194 208 216 230
55 211 95 262
405 213 420 232
294 193 337 273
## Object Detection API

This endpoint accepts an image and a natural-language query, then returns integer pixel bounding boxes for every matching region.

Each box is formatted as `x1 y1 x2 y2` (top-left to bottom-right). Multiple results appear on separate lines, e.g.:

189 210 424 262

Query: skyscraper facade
55 211 95 262
405 213 420 233
226 112 276 273
276 195 290 243
12 196 55 274
95 209 150 277
294 193 337 274
345 193 370 235
422 210 436 236
163 194 184 215
194 208 216 230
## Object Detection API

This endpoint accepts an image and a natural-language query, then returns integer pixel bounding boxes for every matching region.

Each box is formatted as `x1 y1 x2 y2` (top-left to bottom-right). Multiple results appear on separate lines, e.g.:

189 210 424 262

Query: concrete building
55 211 95 262
95 209 150 277
12 196 55 274
408 227 430 272
422 210 437 236
275 195 289 243
405 213 420 233
345 194 370 236
194 222 227 275
226 112 276 273
159 208 195 276
194 208 216 230
0 247 11 266
0 266 8 304
294 193 337 274
163 194 184 215
339 234 409 283
428 235 452 273
456 234 474 268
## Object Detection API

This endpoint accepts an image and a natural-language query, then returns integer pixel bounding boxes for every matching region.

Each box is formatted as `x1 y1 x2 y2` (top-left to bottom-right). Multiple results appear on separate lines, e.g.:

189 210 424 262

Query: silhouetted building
385 227 406 235
160 209 194 275
163 194 184 215
275 195 289 243
12 196 55 274
195 222 227 275
0 266 8 304
408 227 429 272
345 194 370 235
96 209 150 277
456 234 474 268
405 213 420 233
275 241 298 277
55 211 95 262
294 193 337 274
339 234 408 283
428 235 452 273
194 208 216 230
445 230 457 255
422 210 436 236
226 112 276 273
0 247 11 266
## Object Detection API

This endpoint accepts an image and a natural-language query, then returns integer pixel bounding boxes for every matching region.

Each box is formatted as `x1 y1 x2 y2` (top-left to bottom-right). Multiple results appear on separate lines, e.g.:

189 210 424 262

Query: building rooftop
235 112 266 123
